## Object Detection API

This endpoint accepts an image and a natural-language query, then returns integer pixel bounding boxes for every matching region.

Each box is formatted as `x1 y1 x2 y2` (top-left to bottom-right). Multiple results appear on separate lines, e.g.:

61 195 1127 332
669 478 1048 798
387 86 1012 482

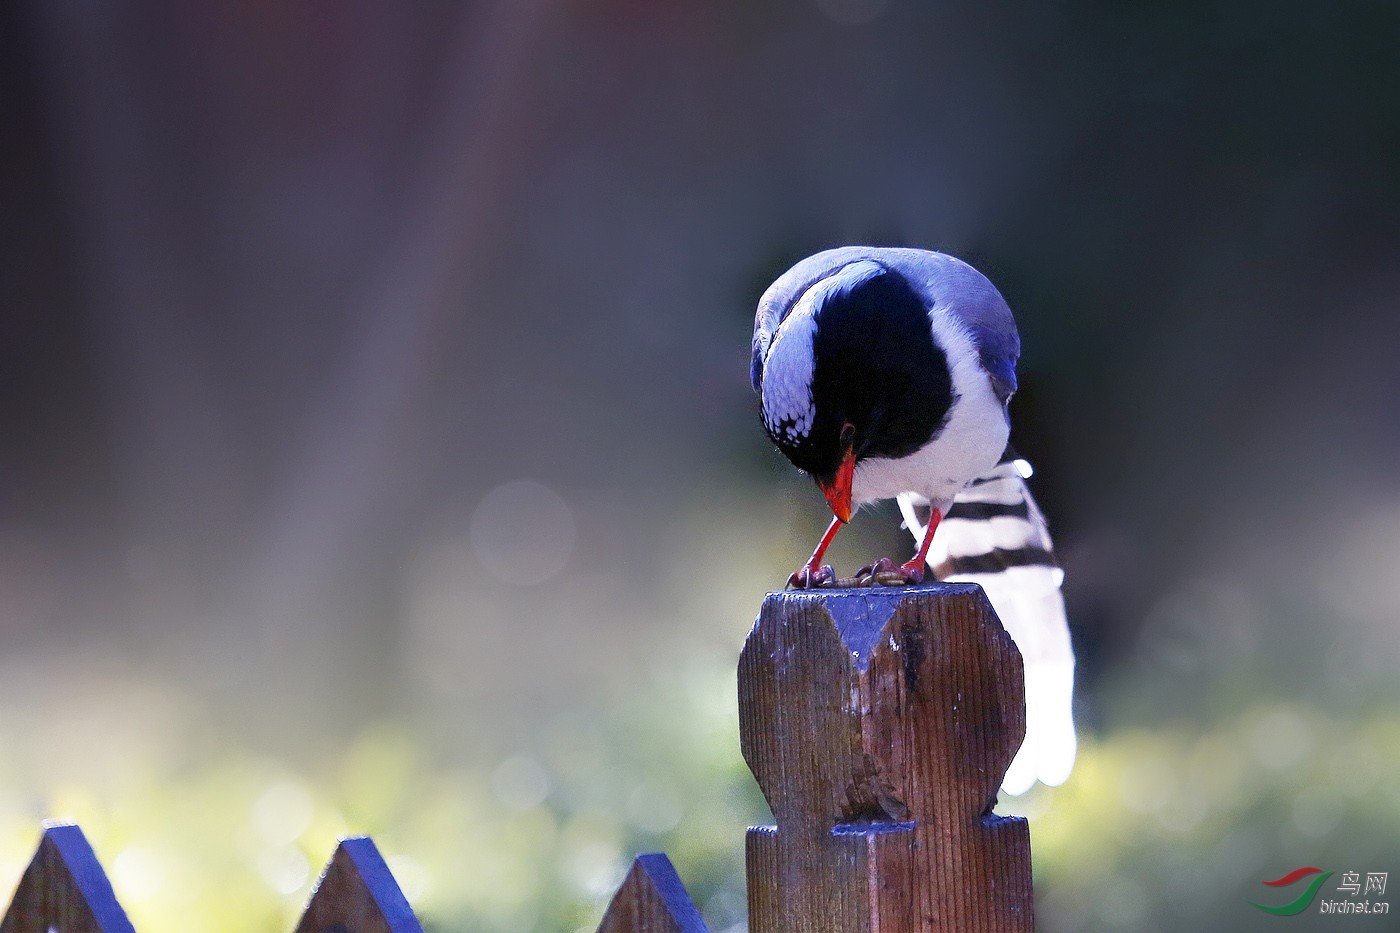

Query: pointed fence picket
0 586 1034 931
295 837 423 933
0 823 134 933
0 823 422 933
596 854 707 933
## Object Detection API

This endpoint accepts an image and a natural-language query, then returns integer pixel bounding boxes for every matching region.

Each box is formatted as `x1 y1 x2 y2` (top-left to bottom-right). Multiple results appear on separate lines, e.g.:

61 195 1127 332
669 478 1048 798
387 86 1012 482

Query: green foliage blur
0 653 758 932
1 499 1396 932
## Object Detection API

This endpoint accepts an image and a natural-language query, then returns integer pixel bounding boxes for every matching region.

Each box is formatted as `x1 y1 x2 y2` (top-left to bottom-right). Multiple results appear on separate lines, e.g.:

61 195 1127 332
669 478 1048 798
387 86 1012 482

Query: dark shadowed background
2 1 1398 930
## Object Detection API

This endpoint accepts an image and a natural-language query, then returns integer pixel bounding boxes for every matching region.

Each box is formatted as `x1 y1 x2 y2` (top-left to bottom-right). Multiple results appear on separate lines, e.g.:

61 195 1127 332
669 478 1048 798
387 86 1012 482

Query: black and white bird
750 246 1076 793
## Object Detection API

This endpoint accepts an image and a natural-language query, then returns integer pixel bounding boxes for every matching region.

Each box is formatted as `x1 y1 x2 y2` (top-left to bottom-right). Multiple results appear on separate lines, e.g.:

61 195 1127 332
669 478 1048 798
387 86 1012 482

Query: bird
750 246 1076 793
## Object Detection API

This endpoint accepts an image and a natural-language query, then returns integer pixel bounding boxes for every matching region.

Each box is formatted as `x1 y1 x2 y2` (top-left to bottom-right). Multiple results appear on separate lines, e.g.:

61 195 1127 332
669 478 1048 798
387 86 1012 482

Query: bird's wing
897 455 1076 795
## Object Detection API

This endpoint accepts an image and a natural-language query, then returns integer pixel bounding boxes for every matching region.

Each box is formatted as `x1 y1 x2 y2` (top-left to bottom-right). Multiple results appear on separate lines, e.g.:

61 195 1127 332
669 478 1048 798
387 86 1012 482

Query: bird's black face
761 264 954 521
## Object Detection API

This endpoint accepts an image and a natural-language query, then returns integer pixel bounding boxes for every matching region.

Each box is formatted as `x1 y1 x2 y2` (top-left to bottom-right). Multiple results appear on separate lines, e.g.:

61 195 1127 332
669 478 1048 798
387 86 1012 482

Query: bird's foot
786 563 836 589
855 557 926 587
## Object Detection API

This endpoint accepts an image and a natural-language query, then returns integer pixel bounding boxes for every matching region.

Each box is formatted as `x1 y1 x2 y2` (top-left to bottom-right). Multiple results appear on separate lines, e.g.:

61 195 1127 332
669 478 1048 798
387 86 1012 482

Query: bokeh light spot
1291 786 1342 838
1250 707 1312 773
111 846 166 902
470 481 576 583
250 780 315 847
625 781 683 835
565 840 624 897
255 846 309 895
492 756 551 811
386 853 429 902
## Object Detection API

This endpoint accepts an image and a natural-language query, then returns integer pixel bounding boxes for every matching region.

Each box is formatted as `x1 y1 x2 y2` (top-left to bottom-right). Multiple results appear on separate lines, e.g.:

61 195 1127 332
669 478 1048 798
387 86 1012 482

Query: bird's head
756 260 952 523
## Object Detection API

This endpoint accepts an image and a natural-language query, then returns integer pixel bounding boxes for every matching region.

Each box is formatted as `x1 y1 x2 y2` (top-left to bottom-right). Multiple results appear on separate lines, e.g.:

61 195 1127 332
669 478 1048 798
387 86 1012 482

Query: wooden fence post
739 585 1034 932
0 822 135 933
295 837 423 933
596 853 707 933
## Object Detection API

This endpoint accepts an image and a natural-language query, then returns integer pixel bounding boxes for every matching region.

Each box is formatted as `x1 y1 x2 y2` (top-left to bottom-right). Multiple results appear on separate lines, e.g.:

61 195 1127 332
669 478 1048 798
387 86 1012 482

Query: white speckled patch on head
760 298 818 443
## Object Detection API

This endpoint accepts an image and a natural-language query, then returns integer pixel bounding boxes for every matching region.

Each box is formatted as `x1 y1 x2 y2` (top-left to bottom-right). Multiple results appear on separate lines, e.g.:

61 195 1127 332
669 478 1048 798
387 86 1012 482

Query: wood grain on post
739 585 1034 932
296 836 423 933
596 853 708 933
0 822 135 933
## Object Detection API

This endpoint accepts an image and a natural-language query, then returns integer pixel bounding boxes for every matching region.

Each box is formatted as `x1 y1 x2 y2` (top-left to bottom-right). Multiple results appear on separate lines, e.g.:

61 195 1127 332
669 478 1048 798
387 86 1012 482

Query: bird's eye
839 422 855 445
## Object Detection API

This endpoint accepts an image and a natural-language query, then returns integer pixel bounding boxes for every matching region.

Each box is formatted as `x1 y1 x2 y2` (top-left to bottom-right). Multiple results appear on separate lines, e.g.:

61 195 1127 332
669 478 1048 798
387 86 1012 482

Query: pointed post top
597 853 708 933
740 584 1026 832
295 836 423 933
0 822 135 933
739 585 1034 932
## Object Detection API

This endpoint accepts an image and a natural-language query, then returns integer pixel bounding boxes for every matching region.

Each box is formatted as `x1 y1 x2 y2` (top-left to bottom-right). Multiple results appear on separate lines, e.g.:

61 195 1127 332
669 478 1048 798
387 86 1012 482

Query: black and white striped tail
897 455 1077 795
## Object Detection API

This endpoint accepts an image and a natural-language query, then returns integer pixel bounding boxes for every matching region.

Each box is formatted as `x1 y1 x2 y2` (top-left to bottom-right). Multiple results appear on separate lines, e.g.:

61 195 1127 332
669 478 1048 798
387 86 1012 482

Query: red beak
818 447 855 524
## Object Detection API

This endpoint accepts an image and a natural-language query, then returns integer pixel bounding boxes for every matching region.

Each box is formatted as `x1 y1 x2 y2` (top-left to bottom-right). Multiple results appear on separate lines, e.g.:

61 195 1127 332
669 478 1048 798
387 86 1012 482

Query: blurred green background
2 1 1398 930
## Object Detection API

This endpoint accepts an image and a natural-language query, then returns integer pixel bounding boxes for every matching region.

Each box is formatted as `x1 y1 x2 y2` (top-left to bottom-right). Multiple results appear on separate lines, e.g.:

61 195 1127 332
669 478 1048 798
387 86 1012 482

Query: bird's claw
787 563 836 589
855 557 899 579
854 557 926 587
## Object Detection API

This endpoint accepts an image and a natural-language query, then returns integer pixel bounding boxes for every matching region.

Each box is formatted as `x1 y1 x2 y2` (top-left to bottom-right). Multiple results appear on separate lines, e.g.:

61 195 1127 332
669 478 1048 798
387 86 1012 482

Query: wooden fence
0 586 1032 931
